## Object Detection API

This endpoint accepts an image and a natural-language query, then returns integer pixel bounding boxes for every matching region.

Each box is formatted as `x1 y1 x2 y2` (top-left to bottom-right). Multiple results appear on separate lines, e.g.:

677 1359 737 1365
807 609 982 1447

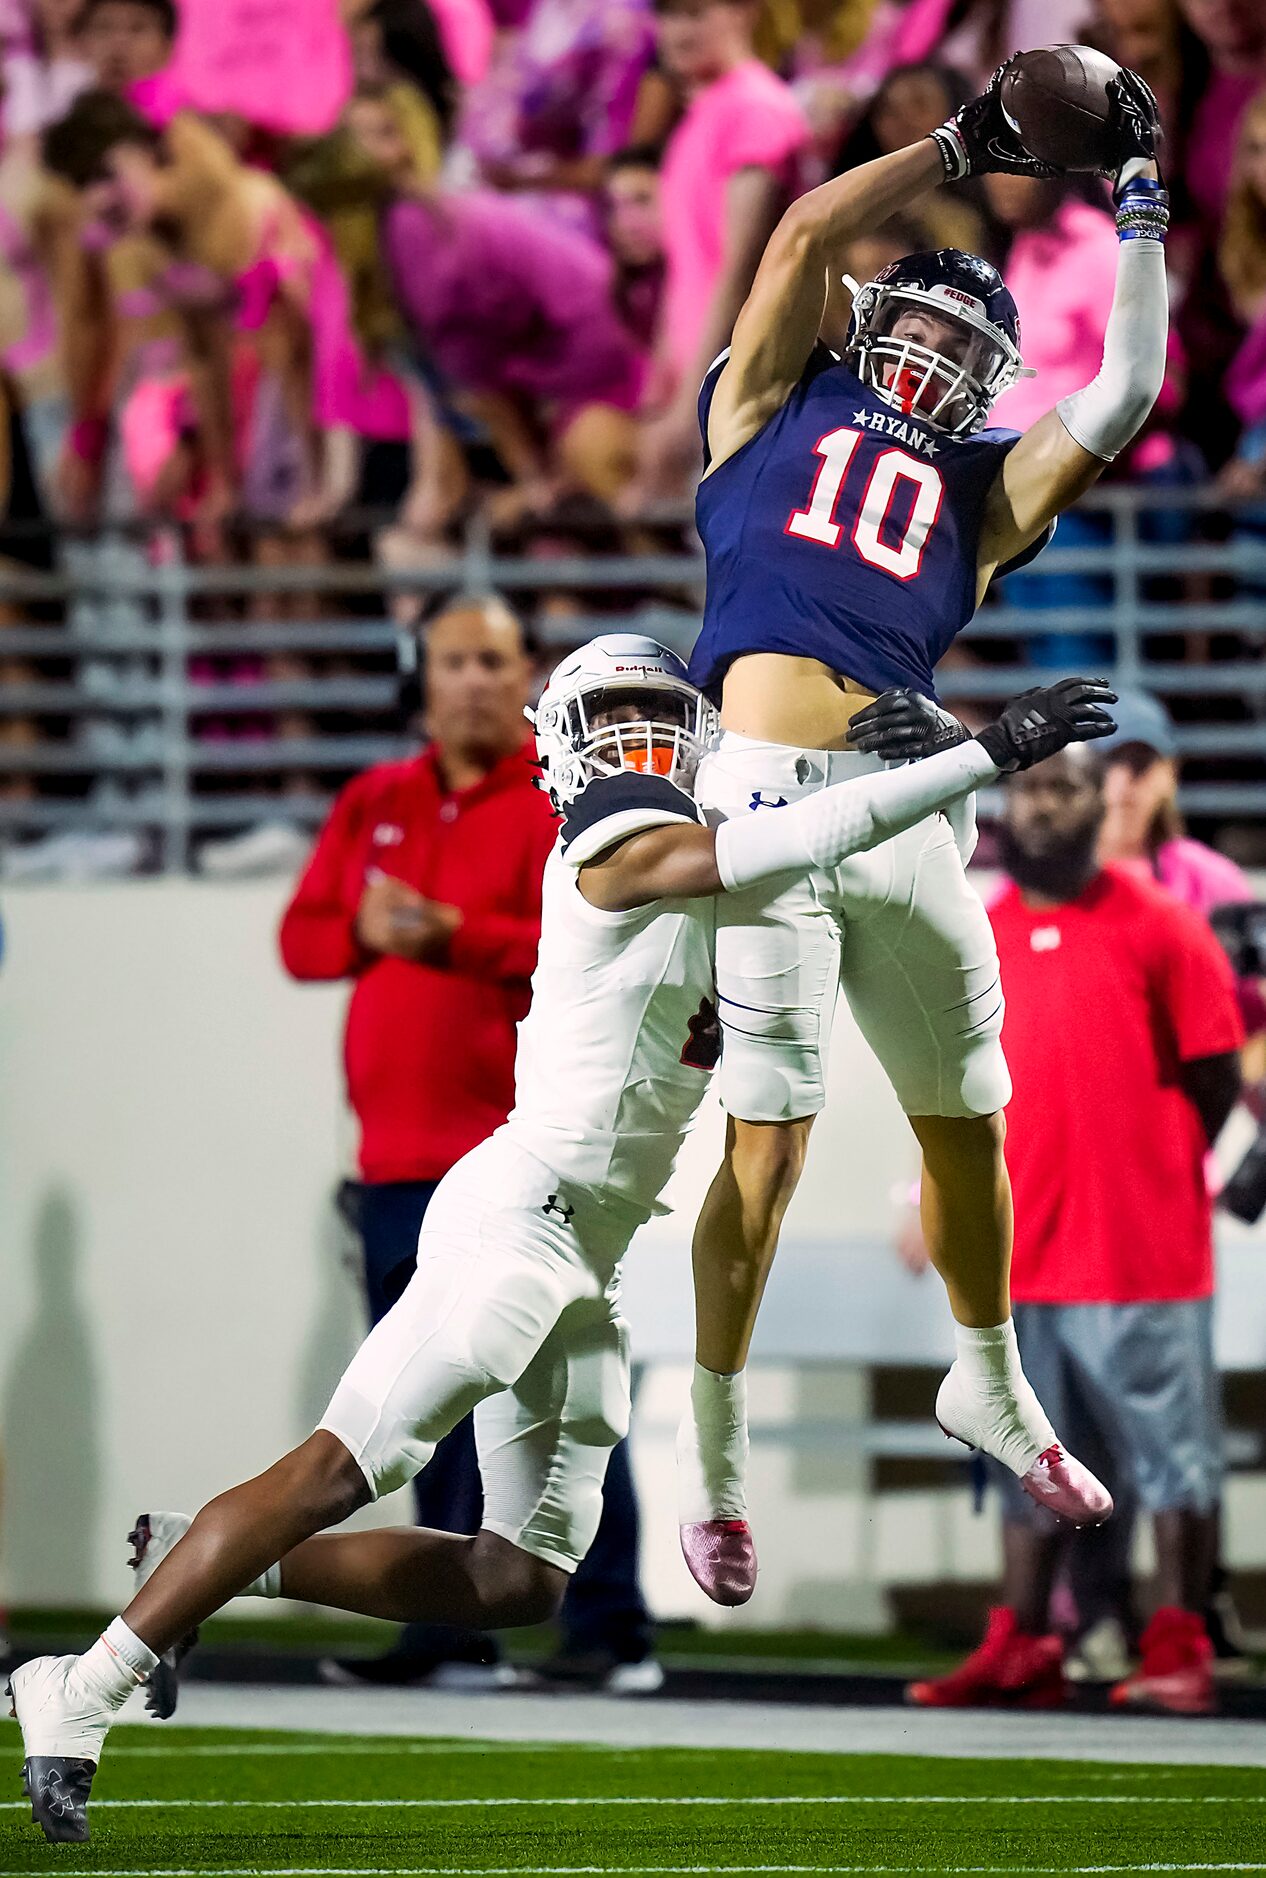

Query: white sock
676 1363 749 1523
953 1320 1023 1386
74 1618 159 1712
945 1320 1056 1476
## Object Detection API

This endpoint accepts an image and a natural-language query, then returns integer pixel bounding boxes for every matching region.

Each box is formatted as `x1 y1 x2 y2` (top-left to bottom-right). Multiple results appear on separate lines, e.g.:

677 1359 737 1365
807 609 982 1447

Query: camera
1209 902 1266 979
1211 903 1266 1223
1222 1133 1266 1225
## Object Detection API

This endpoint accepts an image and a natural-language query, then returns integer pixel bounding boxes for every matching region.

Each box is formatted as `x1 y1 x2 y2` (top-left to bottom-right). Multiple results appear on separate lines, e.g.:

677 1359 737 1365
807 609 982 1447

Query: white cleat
128 1512 197 1719
935 1361 1113 1529
7 1655 111 1843
129 1510 191 1589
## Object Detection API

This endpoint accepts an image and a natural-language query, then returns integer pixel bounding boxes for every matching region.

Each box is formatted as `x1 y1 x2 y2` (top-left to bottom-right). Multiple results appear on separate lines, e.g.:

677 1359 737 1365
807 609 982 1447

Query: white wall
3 879 1266 1621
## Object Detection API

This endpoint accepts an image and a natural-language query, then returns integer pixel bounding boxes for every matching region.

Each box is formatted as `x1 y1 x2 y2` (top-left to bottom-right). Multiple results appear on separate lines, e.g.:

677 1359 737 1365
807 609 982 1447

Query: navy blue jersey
690 344 1048 701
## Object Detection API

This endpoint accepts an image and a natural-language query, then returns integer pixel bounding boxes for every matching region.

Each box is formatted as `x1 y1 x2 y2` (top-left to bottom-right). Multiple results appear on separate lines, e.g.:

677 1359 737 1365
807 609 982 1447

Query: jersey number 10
785 427 944 580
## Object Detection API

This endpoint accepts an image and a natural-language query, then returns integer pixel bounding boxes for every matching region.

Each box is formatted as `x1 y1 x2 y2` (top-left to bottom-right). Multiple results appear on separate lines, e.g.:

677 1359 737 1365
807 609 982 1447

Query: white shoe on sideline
1065 1617 1133 1684
604 1657 665 1696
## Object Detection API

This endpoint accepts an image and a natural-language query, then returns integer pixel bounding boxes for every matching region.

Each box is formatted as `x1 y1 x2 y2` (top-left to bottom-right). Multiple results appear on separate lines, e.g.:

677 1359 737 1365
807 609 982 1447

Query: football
999 44 1122 172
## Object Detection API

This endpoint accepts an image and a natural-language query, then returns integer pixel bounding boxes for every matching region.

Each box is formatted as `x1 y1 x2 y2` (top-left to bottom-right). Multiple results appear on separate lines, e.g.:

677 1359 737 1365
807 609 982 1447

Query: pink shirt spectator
426 0 493 86
660 57 809 387
829 0 1093 98
126 66 191 128
383 189 644 423
988 198 1118 435
1117 841 1266 1038
164 0 351 137
1186 70 1261 231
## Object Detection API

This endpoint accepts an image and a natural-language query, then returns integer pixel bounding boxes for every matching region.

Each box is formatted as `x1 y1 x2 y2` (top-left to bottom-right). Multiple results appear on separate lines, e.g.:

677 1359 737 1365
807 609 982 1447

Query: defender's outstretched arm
579 731 988 910
578 679 1115 912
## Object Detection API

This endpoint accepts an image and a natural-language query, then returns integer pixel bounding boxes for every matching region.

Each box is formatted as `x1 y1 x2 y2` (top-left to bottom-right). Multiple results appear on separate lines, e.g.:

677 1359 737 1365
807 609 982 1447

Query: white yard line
2 1793 1262 1810
104 1743 598 1758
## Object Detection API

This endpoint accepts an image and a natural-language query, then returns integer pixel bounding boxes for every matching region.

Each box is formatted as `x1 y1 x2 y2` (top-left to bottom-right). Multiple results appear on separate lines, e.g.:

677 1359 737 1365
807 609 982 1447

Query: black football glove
930 59 1061 181
847 688 970 761
1101 67 1163 185
976 677 1118 773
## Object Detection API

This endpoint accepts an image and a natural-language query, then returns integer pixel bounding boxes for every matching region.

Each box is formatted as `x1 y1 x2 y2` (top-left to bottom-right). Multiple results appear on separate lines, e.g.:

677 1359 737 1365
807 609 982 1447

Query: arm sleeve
1177 1052 1242 1147
1150 902 1245 1065
714 740 996 891
945 790 979 865
277 781 367 981
1055 236 1168 462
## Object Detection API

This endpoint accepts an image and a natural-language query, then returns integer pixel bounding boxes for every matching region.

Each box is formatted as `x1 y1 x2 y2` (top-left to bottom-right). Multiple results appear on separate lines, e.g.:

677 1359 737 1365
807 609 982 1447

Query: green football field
1 1721 1264 1877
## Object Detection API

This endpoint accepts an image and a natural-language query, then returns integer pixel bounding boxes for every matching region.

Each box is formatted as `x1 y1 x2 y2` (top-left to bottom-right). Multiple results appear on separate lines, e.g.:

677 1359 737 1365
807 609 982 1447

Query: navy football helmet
843 249 1032 437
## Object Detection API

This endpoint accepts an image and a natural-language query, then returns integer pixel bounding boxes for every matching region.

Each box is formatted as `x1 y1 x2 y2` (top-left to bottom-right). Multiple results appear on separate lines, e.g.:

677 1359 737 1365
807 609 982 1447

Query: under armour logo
749 792 788 811
37 1770 76 1818
1030 926 1061 952
542 1193 575 1223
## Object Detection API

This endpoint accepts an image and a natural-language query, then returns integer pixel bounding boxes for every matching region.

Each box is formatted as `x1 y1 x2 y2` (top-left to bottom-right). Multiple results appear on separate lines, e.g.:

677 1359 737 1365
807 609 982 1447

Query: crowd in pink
0 0 1264 851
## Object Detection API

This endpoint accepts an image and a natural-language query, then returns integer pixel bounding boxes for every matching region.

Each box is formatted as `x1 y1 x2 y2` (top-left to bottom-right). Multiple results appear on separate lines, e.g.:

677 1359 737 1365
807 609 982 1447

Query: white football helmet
532 633 716 810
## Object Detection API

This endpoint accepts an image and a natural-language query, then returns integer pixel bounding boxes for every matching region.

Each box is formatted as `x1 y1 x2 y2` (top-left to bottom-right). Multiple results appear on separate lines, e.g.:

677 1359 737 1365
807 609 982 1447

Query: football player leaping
676 55 1169 1603
8 636 1113 1843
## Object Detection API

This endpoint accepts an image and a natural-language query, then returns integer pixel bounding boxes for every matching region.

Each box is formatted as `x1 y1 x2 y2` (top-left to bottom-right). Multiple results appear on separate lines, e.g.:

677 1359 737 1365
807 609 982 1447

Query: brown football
999 44 1121 171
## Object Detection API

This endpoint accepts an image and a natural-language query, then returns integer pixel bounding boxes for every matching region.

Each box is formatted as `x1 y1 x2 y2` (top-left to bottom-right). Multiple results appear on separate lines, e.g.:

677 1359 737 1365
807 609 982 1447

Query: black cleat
143 1628 199 1721
21 1755 97 1843
128 1513 199 1718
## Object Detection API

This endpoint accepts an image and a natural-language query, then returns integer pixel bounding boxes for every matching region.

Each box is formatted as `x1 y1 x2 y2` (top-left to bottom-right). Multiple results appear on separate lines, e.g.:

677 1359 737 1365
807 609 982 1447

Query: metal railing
1 486 1264 871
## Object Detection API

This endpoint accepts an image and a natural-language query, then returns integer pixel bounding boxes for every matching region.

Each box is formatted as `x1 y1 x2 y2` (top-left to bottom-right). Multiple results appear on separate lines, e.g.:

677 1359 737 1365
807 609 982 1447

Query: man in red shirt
909 745 1242 1717
280 596 656 1690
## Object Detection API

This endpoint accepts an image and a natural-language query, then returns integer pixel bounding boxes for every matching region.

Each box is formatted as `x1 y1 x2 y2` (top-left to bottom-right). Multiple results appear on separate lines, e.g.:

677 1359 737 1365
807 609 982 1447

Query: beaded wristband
1115 176 1169 243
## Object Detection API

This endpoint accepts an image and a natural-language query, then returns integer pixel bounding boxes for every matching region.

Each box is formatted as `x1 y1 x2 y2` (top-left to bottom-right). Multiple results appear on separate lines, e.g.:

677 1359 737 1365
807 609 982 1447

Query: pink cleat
1017 1444 1114 1528
935 1362 1113 1530
679 1519 757 1606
